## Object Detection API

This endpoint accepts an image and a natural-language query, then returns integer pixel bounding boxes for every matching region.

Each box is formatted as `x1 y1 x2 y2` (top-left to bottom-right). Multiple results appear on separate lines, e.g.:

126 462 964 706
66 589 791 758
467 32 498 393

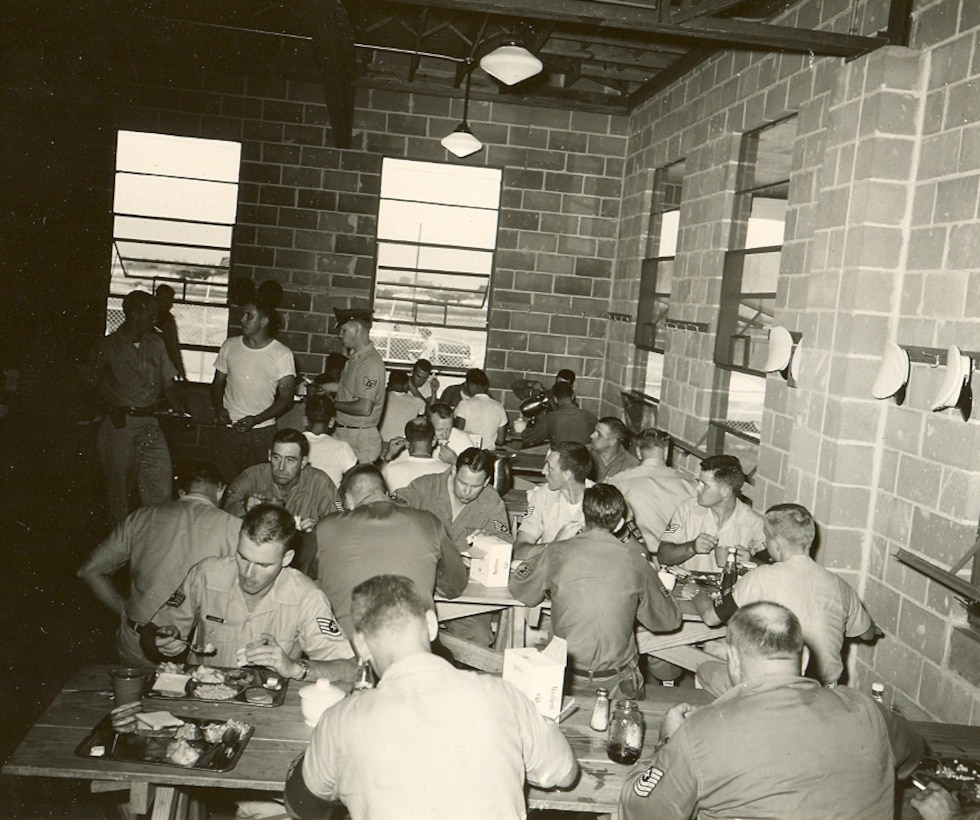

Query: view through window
107 131 241 383
374 158 502 371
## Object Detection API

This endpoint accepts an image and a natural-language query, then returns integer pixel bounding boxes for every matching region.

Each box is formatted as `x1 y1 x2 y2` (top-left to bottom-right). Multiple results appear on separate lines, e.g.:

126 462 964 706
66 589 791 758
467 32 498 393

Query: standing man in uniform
314 464 468 637
658 454 767 572
153 283 186 381
590 417 639 482
693 503 876 695
611 428 696 554
619 603 922 820
88 289 188 523
510 484 681 700
397 447 511 646
284 575 578 820
332 308 385 464
211 297 296 483
146 504 355 682
514 441 594 560
77 462 241 666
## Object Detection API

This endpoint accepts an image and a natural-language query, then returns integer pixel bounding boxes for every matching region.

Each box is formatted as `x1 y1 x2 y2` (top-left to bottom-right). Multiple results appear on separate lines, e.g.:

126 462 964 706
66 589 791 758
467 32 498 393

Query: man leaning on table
144 503 355 683
692 502 877 696
284 574 578 820
619 602 922 820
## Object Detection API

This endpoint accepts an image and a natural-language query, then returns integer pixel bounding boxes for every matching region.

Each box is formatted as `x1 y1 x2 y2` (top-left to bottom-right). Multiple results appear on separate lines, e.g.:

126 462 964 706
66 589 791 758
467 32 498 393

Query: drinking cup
110 667 145 706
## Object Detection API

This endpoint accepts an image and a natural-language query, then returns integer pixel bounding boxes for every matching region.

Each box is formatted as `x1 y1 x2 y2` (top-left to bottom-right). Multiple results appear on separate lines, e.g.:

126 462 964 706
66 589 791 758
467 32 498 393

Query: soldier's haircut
598 417 628 444
273 427 310 458
583 483 627 531
700 454 745 494
553 441 592 483
456 446 495 477
338 463 388 500
727 602 803 661
175 461 224 494
764 503 815 553
243 503 296 547
351 574 434 636
428 402 453 420
305 394 336 425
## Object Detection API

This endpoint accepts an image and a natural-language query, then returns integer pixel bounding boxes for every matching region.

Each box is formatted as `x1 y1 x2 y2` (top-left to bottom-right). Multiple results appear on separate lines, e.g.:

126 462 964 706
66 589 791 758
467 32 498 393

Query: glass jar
607 700 644 764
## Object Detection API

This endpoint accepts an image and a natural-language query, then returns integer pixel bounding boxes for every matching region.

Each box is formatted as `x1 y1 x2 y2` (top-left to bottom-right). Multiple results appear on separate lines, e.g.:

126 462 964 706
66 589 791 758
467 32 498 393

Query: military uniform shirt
397 470 511 548
335 343 385 428
620 675 917 820
733 553 872 685
302 652 577 820
519 480 594 545
90 330 176 409
522 405 597 447
660 497 766 573
224 463 337 520
154 556 354 668
611 462 697 550
591 445 640 482
509 529 680 673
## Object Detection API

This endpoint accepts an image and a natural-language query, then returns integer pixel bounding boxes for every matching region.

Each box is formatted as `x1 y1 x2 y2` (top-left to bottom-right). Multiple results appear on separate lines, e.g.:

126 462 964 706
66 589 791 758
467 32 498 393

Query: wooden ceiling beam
383 0 885 57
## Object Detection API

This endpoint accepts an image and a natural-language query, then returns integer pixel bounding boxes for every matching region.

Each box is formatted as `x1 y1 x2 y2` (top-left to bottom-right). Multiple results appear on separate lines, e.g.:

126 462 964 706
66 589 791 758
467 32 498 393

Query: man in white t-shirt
303 394 357 486
211 299 296 482
379 370 426 444
454 369 508 450
381 417 450 492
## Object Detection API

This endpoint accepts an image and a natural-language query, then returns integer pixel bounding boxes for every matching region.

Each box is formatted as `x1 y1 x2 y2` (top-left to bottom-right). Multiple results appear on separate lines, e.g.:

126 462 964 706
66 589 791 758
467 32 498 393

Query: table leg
129 782 152 816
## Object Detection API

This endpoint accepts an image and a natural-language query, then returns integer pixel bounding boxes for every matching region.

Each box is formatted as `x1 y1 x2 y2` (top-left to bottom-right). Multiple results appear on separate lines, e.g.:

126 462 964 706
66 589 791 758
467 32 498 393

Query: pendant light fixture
479 41 542 86
441 67 483 158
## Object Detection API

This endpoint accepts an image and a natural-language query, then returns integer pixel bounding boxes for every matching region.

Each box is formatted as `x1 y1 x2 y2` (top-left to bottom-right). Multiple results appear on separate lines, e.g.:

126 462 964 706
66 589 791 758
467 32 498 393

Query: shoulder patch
633 766 664 798
363 376 378 389
515 563 534 579
165 590 186 607
664 522 680 534
317 617 344 638
493 520 510 534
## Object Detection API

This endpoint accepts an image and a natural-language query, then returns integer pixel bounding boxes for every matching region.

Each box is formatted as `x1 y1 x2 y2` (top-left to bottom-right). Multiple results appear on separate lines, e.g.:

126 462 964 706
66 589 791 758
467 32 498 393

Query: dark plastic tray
75 715 254 773
913 757 980 807
144 665 288 708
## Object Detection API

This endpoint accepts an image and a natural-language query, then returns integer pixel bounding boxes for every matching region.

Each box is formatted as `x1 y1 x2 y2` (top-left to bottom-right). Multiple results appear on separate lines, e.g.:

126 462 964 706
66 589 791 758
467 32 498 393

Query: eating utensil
168 637 217 656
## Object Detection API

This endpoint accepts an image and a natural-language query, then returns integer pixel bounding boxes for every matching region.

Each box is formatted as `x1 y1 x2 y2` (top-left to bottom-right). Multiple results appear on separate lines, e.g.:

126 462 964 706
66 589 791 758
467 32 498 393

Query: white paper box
467 534 513 588
503 637 567 721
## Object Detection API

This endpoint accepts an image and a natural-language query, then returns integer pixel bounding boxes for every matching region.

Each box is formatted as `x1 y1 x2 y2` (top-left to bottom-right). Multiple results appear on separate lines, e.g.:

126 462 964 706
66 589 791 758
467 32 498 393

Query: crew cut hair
273 427 310 458
700 454 745 495
242 503 296 547
764 503 815 553
728 601 804 661
583 483 627 530
351 574 434 636
553 441 592 483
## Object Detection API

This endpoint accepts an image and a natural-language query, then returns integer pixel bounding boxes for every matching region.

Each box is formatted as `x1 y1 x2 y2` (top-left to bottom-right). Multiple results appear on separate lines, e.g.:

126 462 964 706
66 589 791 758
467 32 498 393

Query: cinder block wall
615 0 980 722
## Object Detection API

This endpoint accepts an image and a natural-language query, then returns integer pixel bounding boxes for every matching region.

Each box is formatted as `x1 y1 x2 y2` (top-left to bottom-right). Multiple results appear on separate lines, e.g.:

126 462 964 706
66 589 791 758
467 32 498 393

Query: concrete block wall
617 0 980 723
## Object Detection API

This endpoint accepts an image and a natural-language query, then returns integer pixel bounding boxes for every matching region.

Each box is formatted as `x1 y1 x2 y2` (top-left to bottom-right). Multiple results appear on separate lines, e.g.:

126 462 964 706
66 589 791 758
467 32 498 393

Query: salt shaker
590 687 610 732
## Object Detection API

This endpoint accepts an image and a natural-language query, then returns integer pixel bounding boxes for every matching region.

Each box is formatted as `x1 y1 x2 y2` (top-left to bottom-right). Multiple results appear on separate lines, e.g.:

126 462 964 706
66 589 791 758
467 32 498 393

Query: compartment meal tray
144 665 288 708
75 715 254 773
913 756 980 807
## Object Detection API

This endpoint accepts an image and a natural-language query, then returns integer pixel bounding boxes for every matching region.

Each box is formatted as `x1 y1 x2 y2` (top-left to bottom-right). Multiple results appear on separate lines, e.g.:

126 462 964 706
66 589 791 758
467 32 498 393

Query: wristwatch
295 659 311 681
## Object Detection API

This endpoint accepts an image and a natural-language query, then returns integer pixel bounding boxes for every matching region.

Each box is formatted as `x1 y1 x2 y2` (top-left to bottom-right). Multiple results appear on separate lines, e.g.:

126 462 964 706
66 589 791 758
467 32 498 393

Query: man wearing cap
333 308 386 464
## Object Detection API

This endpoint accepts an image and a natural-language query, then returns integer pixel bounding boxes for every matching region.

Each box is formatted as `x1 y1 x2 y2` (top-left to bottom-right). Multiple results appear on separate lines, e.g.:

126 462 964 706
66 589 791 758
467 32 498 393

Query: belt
127 619 147 635
571 660 637 681
335 423 374 430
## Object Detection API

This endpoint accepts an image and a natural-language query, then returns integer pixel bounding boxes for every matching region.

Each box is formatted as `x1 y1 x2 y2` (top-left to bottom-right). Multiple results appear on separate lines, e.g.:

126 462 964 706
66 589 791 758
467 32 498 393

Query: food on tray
110 701 143 733
166 738 203 767
192 666 226 684
158 662 185 674
245 687 274 705
135 711 185 732
203 719 250 744
152 672 191 698
194 683 238 700
174 723 201 741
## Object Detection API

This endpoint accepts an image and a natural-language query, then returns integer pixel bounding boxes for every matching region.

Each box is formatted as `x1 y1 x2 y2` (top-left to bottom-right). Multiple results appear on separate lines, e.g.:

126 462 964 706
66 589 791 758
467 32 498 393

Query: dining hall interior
1 0 979 817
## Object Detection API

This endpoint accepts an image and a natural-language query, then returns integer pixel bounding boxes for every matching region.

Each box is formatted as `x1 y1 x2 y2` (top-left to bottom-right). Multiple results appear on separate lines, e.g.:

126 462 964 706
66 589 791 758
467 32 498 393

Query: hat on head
334 308 373 328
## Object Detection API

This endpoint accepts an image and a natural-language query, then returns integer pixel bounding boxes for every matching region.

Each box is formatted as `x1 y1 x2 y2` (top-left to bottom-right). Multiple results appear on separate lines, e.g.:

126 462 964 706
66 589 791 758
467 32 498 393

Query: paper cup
110 667 145 706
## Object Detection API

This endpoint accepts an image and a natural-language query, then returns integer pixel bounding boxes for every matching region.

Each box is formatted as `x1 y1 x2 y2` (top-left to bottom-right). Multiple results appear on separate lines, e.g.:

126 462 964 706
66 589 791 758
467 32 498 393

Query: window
107 131 242 383
373 158 502 372
710 117 796 469
635 160 685 400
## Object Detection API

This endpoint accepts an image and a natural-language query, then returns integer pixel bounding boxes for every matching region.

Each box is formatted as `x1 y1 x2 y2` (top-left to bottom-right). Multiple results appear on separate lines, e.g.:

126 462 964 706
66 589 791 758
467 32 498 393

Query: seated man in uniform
397 447 510 646
314 464 467 637
590 416 639 482
284 575 578 820
514 441 594 561
619 602 922 820
78 461 241 666
658 454 767 572
145 504 355 683
381 416 450 492
521 381 597 448
693 503 877 695
510 484 681 700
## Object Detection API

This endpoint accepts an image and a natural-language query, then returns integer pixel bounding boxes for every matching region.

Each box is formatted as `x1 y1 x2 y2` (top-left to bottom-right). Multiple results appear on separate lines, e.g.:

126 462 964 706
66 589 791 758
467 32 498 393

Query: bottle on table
870 682 885 703
607 700 644 765
353 657 375 691
590 687 610 732
720 546 738 597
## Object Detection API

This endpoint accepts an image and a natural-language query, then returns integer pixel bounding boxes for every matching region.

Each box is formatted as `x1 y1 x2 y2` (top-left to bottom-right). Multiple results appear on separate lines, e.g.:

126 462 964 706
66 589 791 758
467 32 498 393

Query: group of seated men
77 338 955 818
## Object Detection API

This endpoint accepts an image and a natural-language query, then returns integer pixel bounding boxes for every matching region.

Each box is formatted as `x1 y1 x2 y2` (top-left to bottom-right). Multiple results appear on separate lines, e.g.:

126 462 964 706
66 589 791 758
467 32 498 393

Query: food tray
913 757 980 806
75 715 254 773
144 665 288 708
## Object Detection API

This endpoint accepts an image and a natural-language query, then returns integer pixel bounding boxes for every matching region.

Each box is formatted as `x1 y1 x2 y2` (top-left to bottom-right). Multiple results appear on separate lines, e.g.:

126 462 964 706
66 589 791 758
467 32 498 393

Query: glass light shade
441 124 483 158
479 44 543 86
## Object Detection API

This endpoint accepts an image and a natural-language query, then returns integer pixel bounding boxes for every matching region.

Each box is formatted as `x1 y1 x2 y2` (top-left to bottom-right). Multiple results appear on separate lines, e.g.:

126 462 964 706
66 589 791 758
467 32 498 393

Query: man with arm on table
397 447 511 646
78 462 241 666
693 502 876 696
510 484 681 700
145 504 355 683
314 464 468 638
610 428 696 555
332 308 386 464
619 602 922 820
520 380 597 448
284 574 578 820
514 441 594 560
658 454 767 571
